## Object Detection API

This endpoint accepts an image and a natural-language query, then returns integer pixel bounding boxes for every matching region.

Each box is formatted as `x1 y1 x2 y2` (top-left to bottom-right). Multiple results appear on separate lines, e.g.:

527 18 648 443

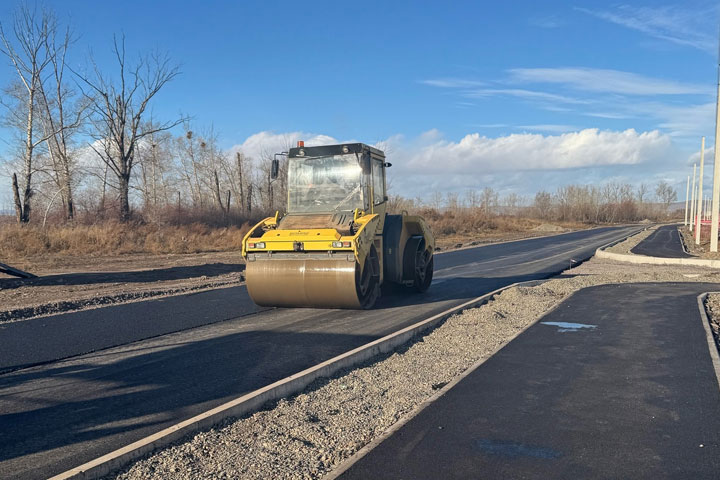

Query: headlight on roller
248 242 265 249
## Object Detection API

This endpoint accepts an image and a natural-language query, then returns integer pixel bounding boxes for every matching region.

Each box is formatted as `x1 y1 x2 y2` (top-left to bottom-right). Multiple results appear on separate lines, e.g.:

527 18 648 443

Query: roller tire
356 246 380 309
412 249 433 293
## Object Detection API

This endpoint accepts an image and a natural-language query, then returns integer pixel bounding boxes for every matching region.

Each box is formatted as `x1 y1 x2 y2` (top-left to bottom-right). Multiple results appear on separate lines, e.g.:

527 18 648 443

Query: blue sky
0 0 719 205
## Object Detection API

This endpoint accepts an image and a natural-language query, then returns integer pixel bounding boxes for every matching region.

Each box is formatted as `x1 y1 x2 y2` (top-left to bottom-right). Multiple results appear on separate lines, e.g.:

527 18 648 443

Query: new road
0 225 643 479
631 224 691 258
340 283 720 479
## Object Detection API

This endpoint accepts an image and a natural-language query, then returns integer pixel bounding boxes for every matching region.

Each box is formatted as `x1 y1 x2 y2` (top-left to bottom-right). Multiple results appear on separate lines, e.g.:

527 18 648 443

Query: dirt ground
679 225 720 259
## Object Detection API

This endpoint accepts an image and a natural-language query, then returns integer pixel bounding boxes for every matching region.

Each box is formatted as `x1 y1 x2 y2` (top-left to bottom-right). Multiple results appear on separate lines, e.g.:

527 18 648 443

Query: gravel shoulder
704 293 720 351
109 255 720 480
603 224 655 254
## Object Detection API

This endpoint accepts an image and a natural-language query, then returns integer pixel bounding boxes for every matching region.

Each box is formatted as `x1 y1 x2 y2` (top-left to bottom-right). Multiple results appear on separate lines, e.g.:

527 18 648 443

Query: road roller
241 142 435 309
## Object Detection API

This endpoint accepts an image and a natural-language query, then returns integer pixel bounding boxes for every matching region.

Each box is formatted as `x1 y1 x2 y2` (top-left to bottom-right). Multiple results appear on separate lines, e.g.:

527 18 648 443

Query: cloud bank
228 128 679 198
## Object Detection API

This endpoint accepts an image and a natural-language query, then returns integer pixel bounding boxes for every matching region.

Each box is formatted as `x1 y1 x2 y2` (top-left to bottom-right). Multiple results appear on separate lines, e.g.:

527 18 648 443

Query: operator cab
275 143 388 215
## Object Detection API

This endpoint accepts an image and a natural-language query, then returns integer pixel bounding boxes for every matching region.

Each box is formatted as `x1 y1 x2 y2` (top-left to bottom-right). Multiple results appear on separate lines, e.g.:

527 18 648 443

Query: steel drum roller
245 253 363 308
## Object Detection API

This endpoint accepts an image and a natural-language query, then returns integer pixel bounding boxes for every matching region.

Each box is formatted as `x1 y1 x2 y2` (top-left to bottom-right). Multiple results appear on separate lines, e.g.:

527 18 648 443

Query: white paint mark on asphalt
541 321 597 332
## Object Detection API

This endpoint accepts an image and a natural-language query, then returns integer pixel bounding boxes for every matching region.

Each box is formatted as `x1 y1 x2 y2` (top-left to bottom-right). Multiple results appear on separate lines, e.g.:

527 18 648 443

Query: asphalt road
0 225 642 479
631 224 691 258
340 283 720 480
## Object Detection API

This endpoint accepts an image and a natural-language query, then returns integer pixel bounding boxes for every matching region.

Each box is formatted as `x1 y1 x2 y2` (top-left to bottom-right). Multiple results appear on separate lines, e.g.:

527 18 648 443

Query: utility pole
712 26 720 251
696 137 705 245
691 163 697 231
685 175 690 226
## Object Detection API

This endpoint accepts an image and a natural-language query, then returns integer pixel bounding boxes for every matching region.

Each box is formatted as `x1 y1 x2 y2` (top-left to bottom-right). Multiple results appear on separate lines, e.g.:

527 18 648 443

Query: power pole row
685 29 720 250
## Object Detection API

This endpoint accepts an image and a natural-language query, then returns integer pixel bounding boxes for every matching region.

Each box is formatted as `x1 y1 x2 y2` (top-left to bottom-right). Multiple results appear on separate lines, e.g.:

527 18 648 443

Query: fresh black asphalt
631 225 692 258
0 226 642 479
340 283 720 480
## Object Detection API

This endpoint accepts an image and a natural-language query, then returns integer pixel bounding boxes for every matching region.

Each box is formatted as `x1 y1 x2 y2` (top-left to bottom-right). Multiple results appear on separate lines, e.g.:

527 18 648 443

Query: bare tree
136 125 173 211
77 35 183 221
479 187 497 216
655 181 677 214
503 192 521 215
534 191 553 220
636 183 649 204
0 4 59 223
36 21 87 220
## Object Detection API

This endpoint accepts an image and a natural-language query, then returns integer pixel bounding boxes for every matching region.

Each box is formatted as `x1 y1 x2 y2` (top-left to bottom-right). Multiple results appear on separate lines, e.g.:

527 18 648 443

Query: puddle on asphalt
474 439 562 459
541 321 597 332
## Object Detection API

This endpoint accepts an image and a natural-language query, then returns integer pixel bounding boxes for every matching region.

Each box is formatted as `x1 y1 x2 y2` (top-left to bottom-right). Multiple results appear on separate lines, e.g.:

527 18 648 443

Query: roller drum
245 253 365 308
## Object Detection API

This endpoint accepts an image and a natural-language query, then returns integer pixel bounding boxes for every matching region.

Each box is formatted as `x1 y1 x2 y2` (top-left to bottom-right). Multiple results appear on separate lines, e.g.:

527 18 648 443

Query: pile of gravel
110 257 720 480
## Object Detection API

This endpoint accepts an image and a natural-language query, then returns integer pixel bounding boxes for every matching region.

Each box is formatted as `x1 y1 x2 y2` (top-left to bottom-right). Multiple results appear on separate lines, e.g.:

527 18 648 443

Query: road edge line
696 293 720 389
49 281 542 480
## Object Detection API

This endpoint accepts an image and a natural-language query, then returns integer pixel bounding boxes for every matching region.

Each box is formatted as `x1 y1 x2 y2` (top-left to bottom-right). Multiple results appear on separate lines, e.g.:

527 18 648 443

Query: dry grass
0 209 591 259
419 210 589 248
0 222 251 257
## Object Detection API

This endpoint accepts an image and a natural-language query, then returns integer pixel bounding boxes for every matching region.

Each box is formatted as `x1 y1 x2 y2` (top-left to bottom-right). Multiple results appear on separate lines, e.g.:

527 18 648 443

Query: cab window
372 158 385 205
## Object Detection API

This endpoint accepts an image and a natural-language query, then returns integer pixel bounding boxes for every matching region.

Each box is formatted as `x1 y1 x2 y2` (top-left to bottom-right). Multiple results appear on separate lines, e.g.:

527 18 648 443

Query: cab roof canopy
288 143 385 159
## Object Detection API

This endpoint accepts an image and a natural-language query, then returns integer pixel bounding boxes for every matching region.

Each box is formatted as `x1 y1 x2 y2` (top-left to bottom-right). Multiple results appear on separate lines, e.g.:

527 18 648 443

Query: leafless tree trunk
0 4 58 223
11 173 21 223
76 35 182 221
36 22 85 221
235 152 245 211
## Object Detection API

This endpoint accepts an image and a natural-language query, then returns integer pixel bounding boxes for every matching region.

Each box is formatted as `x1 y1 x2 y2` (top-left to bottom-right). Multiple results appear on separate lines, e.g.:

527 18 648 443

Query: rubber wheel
412 248 433 293
356 246 380 308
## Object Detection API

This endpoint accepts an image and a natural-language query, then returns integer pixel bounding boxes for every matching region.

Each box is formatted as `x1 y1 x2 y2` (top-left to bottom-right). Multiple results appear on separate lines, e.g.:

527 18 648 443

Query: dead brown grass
0 210 591 260
419 211 589 248
0 222 251 257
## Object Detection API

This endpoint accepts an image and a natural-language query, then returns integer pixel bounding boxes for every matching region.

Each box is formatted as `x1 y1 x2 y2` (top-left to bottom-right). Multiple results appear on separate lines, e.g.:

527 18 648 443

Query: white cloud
584 112 632 120
514 124 581 133
228 131 340 162
577 5 717 53
464 88 591 105
421 78 485 88
613 101 715 142
508 67 710 95
469 123 509 128
529 15 564 29
216 129 685 200
392 128 672 174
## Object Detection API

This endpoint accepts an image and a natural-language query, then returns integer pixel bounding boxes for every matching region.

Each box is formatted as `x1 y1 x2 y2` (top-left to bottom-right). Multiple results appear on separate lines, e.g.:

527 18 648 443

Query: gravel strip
0 276 241 323
704 293 720 350
604 225 655 254
107 256 720 480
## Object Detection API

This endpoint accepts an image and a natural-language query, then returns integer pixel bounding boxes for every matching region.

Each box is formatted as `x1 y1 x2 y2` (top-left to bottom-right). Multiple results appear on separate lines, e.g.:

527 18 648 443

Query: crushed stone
704 293 720 350
604 225 655 254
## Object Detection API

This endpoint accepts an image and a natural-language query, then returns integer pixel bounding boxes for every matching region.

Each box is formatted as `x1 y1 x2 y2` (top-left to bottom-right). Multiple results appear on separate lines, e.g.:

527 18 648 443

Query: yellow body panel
241 214 380 259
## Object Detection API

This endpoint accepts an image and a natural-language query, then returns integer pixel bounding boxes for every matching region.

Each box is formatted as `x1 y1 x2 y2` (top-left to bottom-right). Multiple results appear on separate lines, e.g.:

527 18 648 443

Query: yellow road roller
242 142 435 309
